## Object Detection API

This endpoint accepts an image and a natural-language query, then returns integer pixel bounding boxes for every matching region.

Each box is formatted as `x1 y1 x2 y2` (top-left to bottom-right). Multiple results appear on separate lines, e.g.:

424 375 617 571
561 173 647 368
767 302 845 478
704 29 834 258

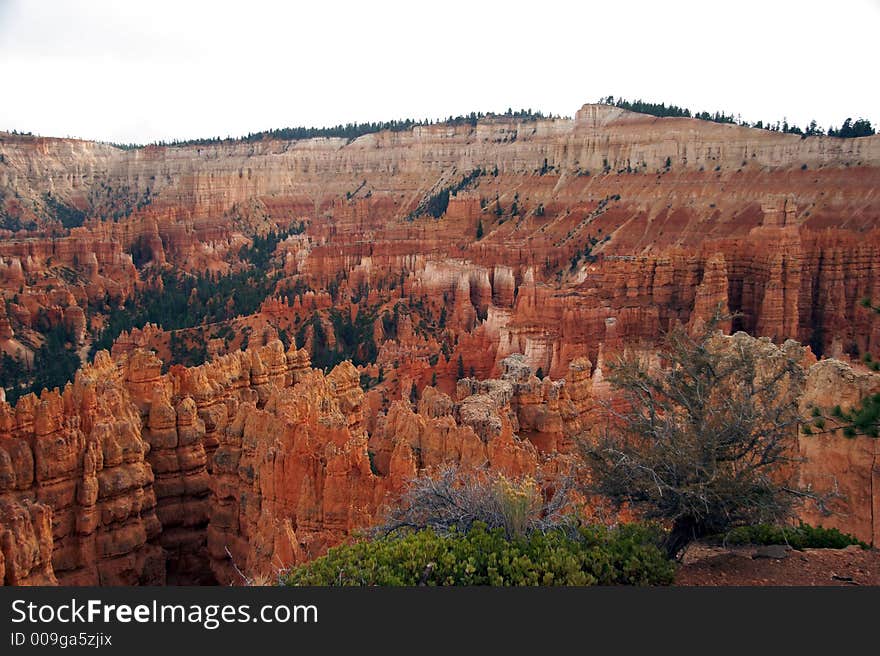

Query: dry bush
375 465 574 539
582 310 830 558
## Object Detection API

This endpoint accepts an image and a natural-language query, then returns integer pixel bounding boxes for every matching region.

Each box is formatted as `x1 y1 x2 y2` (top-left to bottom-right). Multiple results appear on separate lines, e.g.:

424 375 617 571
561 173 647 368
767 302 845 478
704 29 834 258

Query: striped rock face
2 106 880 584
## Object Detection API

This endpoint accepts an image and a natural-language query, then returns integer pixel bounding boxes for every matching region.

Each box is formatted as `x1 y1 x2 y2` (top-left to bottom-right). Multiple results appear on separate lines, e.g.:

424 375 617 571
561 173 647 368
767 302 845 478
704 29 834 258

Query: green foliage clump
827 118 875 138
808 394 880 439
836 393 880 438
281 522 675 586
0 352 25 392
367 451 380 476
44 193 86 229
601 96 693 119
35 329 79 385
2 325 81 404
169 331 209 367
717 523 868 550
327 307 378 367
238 228 302 268
90 228 297 362
409 169 484 221
297 306 380 371
425 188 450 219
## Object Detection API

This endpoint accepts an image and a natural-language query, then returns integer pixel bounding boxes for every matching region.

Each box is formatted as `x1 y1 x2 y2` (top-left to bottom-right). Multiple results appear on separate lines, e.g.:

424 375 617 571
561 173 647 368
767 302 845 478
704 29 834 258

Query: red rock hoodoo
1 104 879 584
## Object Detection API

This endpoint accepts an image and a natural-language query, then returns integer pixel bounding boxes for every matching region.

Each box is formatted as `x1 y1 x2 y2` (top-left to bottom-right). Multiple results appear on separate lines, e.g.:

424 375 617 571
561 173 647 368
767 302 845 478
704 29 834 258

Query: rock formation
2 103 880 584
1 106 878 391
1 331 879 586
0 351 163 585
797 359 880 546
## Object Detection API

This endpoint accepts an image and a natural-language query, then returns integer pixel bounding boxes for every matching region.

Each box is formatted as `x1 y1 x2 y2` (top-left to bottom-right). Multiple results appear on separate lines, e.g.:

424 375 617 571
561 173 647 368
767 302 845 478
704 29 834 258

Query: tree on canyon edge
582 311 824 559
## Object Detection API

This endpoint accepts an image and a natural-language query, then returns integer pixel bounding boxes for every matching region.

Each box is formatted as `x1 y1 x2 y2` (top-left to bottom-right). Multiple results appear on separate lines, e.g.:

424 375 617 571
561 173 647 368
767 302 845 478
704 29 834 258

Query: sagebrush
282 522 675 586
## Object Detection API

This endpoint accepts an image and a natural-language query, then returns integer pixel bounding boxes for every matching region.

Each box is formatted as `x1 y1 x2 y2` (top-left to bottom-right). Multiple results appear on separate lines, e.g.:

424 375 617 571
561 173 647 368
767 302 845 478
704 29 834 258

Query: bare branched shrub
224 545 287 587
581 310 829 559
375 465 574 539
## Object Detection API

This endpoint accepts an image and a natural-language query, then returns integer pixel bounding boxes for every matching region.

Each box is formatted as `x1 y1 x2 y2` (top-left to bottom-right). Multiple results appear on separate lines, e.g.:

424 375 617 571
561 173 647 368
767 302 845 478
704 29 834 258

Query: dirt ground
675 543 880 586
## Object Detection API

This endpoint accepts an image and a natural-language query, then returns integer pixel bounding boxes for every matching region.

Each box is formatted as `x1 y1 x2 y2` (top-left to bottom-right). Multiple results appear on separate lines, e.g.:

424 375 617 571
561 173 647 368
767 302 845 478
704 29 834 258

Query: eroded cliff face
1 105 880 584
0 499 56 585
797 359 880 546
0 340 593 584
206 349 589 584
2 104 879 381
3 332 877 586
0 352 163 585
3 105 878 229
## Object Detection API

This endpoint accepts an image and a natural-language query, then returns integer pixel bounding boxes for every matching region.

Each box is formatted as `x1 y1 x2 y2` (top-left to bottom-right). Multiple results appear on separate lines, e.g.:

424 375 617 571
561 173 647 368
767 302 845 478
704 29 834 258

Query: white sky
1 0 878 144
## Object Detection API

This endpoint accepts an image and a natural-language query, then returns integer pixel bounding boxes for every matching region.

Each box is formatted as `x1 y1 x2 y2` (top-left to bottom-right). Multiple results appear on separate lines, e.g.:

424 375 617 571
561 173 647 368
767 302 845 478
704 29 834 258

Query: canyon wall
0 352 163 585
0 339 576 585
3 106 879 227
2 335 878 585
3 105 879 377
1 104 879 584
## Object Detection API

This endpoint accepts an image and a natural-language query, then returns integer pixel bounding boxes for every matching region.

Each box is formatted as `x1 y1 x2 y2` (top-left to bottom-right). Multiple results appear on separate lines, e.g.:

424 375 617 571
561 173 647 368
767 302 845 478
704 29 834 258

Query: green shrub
281 522 675 586
714 522 868 550
812 395 880 438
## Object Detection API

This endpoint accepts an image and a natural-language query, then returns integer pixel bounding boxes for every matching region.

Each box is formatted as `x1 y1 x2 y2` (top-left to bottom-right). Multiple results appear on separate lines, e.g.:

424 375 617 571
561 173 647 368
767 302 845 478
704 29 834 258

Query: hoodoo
2 103 879 584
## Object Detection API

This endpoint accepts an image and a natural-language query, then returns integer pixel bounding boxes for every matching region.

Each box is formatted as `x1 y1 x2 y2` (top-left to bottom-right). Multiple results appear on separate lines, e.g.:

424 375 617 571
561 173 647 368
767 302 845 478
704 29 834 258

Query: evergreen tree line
106 109 551 150
601 96 875 138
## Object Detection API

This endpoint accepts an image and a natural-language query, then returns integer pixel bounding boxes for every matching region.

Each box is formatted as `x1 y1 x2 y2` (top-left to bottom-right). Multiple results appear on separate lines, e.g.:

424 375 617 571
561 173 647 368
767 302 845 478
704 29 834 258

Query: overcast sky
1 0 877 143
